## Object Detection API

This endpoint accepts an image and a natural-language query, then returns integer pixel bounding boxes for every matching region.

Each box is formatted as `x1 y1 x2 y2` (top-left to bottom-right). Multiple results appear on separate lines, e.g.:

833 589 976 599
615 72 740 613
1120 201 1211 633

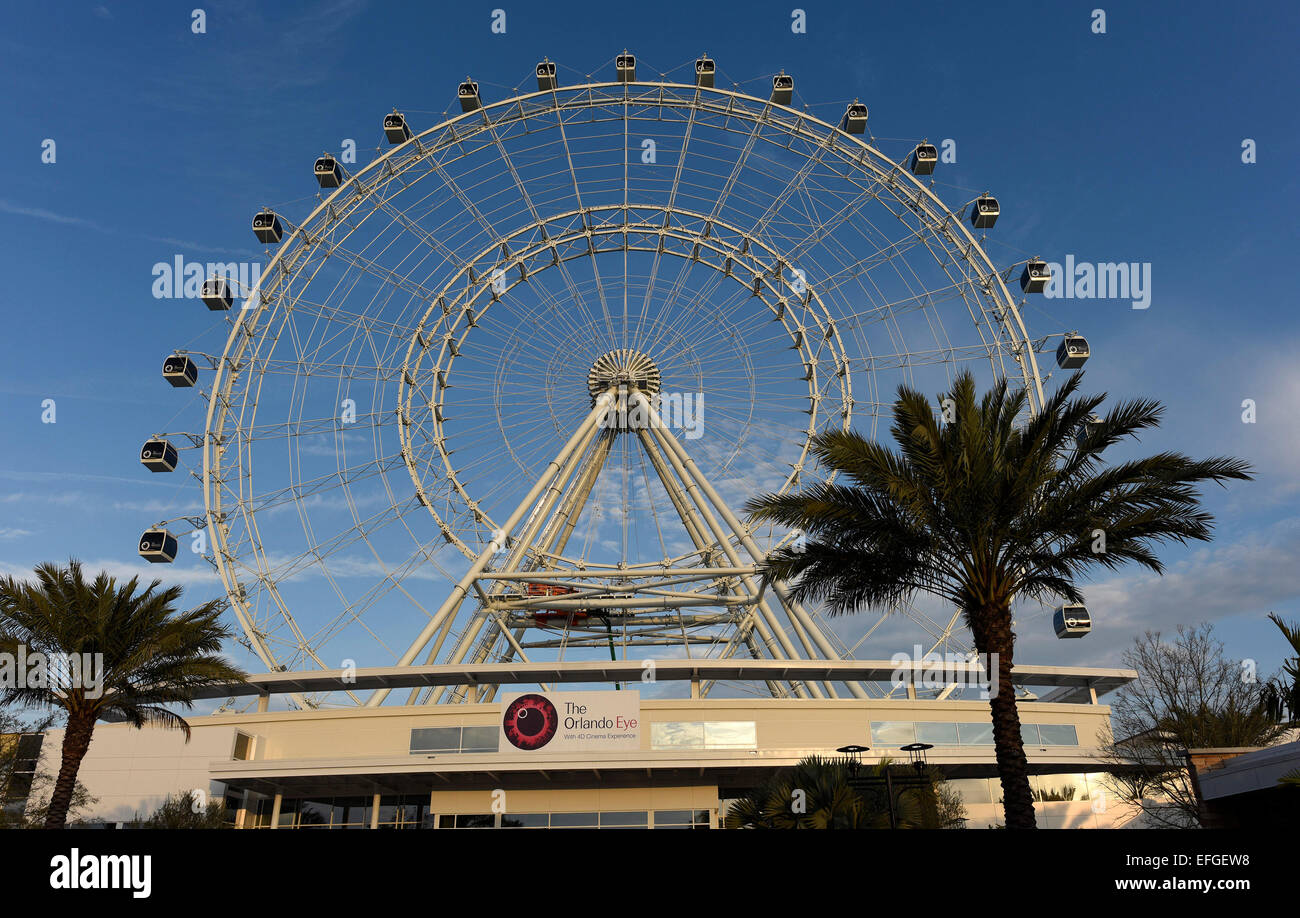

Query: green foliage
1262 612 1300 724
746 371 1251 829
746 371 1251 620
0 559 248 828
0 710 96 828
129 790 231 829
724 755 966 829
1103 624 1289 828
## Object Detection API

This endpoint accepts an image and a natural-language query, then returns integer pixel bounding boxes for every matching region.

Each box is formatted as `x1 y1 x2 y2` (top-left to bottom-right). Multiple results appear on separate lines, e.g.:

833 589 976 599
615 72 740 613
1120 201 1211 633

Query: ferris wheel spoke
191 73 1060 705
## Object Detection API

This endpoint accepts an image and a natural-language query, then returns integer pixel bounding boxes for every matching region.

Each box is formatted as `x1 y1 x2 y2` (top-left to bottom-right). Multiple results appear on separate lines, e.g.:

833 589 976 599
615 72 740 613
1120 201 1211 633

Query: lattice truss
163 62 1062 707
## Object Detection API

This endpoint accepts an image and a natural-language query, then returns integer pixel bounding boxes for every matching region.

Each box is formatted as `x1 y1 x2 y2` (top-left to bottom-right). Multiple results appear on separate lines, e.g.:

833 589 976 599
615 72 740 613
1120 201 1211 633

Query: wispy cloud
0 199 258 256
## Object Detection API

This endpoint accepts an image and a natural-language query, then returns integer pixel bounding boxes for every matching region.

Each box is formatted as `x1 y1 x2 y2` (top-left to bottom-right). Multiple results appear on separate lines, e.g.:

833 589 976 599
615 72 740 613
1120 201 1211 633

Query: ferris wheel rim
198 71 1051 687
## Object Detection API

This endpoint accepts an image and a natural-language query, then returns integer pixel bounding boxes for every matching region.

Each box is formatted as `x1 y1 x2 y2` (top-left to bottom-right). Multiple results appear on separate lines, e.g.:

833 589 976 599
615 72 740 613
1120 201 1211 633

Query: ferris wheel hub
586 349 662 402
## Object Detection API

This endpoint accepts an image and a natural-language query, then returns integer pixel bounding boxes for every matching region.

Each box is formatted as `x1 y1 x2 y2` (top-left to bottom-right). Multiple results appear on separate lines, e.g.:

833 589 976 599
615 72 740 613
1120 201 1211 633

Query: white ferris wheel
142 54 1081 708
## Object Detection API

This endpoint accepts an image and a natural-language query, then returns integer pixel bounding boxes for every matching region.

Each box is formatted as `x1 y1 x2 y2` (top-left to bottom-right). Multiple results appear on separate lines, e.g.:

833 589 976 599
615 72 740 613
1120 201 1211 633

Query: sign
499 690 640 753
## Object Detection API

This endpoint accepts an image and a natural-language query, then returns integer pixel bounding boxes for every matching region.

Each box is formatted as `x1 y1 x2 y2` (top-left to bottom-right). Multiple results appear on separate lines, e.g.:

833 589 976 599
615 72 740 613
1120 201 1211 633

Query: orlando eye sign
499 690 640 753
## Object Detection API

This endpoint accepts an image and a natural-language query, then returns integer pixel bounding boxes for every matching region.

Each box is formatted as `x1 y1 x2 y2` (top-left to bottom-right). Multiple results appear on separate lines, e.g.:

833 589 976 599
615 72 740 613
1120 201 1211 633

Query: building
1185 740 1300 828
30 659 1145 829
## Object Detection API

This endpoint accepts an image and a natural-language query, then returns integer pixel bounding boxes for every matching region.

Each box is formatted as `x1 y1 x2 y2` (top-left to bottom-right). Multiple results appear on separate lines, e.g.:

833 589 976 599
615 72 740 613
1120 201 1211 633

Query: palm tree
1262 612 1300 724
0 560 247 828
724 754 965 829
746 371 1252 829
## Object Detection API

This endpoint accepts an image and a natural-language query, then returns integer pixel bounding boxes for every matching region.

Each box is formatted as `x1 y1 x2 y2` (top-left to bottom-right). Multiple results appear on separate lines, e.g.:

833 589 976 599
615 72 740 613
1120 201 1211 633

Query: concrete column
270 793 283 829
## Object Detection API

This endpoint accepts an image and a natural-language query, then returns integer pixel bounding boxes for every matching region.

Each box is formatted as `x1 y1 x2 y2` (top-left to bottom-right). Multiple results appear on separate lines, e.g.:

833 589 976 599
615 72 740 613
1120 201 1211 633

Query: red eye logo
503 694 558 750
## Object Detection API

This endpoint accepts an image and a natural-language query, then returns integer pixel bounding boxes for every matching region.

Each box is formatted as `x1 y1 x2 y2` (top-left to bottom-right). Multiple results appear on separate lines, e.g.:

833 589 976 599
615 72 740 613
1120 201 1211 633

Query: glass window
1032 774 1088 802
455 814 496 828
948 778 992 805
957 722 994 745
549 812 598 827
703 722 757 749
378 795 426 827
870 722 916 746
411 727 461 753
654 809 690 824
277 798 300 828
651 722 756 750
1021 723 1041 745
333 796 371 826
916 722 959 745
251 798 274 828
651 722 706 748
232 732 253 761
460 726 499 753
296 799 332 827
657 809 710 829
599 811 648 827
501 813 549 828
1037 724 1078 746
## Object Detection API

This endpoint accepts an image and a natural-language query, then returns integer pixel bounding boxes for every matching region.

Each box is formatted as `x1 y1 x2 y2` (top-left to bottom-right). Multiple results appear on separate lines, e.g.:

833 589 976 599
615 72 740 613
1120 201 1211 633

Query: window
916 722 959 745
377 794 427 829
650 721 756 750
460 726 499 753
440 809 707 829
500 813 549 828
438 813 495 828
548 812 599 828
232 732 254 761
871 721 1080 749
410 726 500 754
1036 724 1078 746
956 722 994 745
1032 774 1089 802
279 796 372 829
250 798 274 828
870 722 916 746
948 778 993 805
599 811 648 828
653 809 711 829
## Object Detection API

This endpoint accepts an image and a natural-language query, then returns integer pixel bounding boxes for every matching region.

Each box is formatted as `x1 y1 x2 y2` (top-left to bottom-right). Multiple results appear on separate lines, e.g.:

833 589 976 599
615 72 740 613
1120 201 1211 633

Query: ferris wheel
141 54 1080 707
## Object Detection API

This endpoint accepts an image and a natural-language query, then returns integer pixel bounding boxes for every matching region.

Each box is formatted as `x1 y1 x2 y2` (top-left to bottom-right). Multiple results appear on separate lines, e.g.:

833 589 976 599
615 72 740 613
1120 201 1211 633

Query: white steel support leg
635 427 797 700
366 391 616 707
437 397 613 702
480 430 616 703
635 392 870 701
638 414 823 699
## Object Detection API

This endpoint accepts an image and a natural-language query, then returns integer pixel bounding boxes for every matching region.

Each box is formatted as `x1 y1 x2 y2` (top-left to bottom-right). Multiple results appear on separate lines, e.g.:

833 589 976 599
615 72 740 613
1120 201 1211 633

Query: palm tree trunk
44 712 95 829
976 608 1037 829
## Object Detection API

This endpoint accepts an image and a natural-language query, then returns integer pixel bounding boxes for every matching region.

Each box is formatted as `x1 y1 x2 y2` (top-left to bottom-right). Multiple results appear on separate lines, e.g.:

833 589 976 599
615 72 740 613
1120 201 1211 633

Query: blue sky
0 0 1297 696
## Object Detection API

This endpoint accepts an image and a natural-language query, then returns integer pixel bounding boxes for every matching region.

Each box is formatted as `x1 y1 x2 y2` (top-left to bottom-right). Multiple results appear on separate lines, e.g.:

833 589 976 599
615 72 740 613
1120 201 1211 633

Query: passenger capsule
252 210 283 245
841 102 868 135
458 80 481 112
138 529 178 563
1020 258 1051 294
1054 604 1092 638
140 439 179 473
536 60 557 91
970 195 999 229
383 112 412 144
771 72 793 105
695 56 715 88
314 155 342 188
616 53 636 83
910 142 938 175
200 277 232 311
1056 335 1090 369
162 354 198 387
